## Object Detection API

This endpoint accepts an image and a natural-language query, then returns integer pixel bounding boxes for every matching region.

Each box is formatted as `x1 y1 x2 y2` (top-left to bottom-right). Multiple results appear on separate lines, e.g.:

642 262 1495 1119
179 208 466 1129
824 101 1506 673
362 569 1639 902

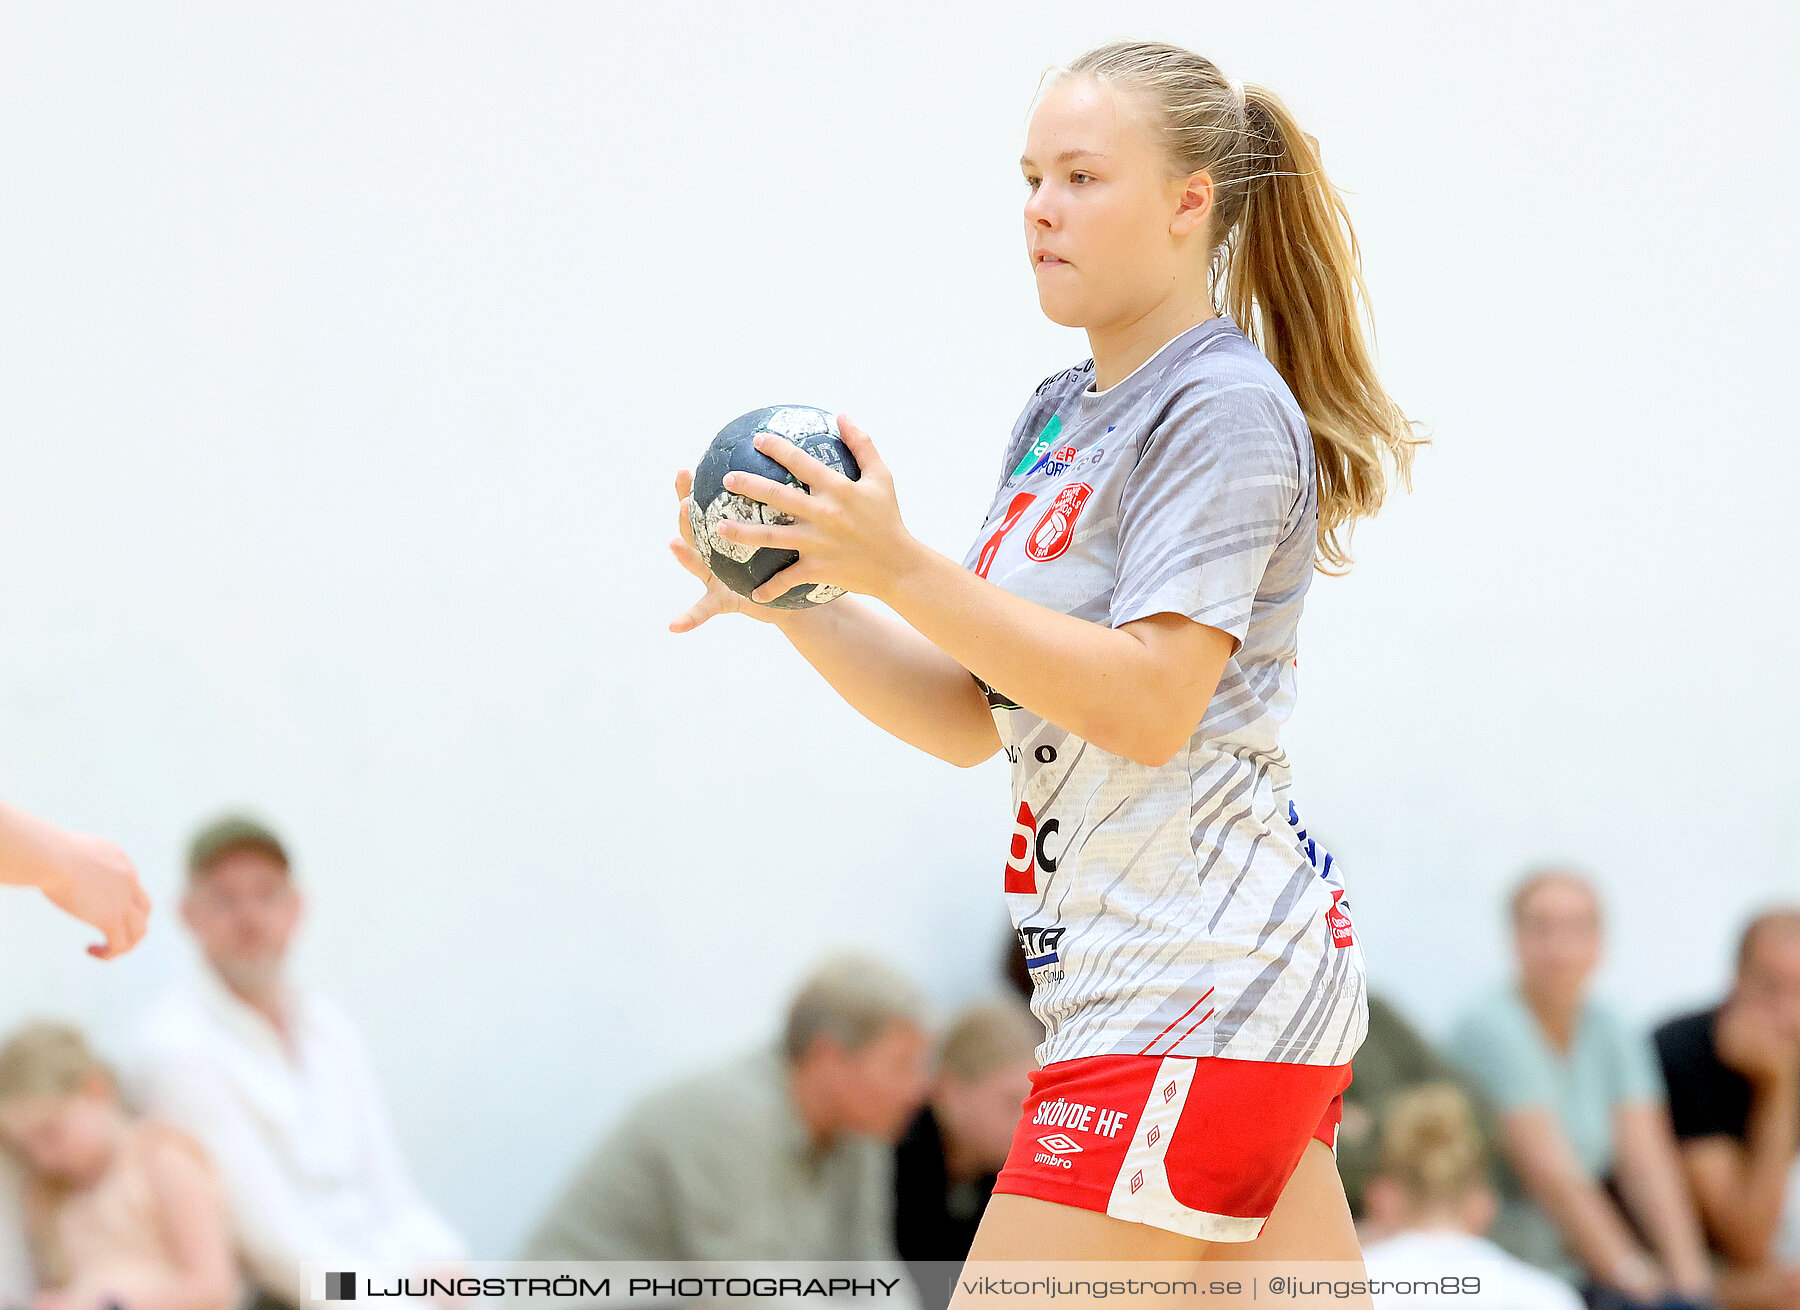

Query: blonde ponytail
1061 43 1423 571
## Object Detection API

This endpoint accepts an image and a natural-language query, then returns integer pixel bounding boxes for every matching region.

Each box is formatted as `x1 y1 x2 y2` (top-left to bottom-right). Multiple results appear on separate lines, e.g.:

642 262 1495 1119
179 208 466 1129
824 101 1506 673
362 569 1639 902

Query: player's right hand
669 469 781 630
38 826 151 960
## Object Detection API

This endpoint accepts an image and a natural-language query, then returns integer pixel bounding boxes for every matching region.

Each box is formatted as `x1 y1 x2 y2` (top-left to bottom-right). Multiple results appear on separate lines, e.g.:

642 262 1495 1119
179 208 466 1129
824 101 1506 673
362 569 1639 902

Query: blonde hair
0 1022 110 1105
1055 41 1422 571
937 997 1042 1083
1379 1083 1487 1209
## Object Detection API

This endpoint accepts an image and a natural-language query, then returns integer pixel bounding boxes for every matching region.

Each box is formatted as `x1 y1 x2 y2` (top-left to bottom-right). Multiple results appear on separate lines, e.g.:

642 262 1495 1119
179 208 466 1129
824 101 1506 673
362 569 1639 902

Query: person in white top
1362 1083 1586 1310
121 816 464 1309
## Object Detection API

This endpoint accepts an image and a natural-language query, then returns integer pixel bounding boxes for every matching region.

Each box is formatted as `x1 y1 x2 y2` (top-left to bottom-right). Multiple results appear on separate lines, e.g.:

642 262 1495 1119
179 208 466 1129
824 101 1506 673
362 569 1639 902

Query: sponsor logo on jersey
1010 413 1064 477
1024 482 1094 562
1327 887 1355 947
1032 1098 1130 1137
1026 442 1079 479
975 492 1036 579
1288 801 1336 881
1288 802 1354 946
974 675 1021 711
1016 924 1066 984
1005 802 1062 894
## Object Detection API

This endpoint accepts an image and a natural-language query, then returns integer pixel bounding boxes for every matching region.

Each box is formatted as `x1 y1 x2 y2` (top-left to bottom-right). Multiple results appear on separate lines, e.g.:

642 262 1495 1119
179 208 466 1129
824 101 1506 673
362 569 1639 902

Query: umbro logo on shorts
1036 1133 1084 1154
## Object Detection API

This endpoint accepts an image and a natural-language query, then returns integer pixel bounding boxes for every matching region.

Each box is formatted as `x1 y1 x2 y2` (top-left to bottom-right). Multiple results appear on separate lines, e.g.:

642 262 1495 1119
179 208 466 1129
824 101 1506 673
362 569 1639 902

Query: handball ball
689 405 862 609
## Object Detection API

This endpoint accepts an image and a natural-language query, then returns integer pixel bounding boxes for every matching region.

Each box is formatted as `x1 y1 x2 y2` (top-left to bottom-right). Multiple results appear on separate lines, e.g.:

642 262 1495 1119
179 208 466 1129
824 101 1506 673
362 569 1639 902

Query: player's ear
1169 169 1214 238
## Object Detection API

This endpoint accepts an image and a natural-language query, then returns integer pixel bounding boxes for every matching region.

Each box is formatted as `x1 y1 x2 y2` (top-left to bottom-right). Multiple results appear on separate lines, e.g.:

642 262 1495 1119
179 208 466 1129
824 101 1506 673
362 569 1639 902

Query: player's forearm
773 595 1002 767
0 799 69 893
1525 1164 1648 1285
1735 1075 1800 1263
880 544 1196 766
1612 1107 1713 1290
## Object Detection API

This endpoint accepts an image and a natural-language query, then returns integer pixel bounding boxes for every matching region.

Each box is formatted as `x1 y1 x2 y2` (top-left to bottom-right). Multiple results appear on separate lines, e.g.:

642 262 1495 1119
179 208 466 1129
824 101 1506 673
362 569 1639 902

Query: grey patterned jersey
959 317 1368 1068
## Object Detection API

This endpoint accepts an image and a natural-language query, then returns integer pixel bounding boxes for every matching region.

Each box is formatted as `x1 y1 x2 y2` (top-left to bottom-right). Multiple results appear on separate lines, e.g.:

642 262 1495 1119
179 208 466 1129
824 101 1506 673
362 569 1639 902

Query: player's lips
1033 248 1071 269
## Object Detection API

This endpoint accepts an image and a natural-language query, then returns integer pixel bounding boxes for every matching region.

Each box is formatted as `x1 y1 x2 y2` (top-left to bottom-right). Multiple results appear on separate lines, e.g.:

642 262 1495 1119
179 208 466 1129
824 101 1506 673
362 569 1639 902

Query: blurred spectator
1449 868 1713 1307
892 997 1039 1261
1347 993 1550 1265
0 1153 28 1309
1363 1082 1584 1310
523 953 931 1260
122 815 465 1310
1654 906 1800 1310
0 1022 236 1310
0 799 149 960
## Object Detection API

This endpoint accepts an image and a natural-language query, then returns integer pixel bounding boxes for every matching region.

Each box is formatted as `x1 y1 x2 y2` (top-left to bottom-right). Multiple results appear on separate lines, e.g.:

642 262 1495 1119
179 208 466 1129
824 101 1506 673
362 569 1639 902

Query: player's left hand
710 413 921 604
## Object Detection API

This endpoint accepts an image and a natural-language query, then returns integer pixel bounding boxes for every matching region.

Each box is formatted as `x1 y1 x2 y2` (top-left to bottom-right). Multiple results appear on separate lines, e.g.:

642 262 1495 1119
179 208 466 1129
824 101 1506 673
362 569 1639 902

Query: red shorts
993 1053 1353 1243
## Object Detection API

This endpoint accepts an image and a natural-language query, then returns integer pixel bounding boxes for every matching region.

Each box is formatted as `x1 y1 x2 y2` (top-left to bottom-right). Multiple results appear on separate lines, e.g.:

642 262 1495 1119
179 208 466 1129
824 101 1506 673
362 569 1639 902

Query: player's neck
1085 292 1216 393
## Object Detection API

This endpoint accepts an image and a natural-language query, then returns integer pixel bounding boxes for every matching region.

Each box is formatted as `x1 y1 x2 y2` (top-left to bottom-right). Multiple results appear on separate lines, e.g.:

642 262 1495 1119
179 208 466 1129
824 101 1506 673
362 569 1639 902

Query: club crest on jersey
1005 800 1061 893
1024 482 1094 562
1016 924 1066 985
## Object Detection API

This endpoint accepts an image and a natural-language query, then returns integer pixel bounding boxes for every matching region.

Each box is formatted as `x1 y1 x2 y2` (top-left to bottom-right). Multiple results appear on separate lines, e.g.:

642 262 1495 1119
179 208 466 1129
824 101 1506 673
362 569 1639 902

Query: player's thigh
950 1194 1211 1310
1198 1139 1370 1307
962 1191 1210 1262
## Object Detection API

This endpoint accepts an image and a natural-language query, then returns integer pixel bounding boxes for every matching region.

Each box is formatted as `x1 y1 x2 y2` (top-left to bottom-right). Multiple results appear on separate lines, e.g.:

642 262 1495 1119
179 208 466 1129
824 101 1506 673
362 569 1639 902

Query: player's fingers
750 560 813 605
669 594 719 633
722 470 809 517
89 923 124 960
675 468 693 498
677 496 699 547
752 432 844 491
125 897 150 947
669 538 713 583
715 516 803 553
834 413 885 477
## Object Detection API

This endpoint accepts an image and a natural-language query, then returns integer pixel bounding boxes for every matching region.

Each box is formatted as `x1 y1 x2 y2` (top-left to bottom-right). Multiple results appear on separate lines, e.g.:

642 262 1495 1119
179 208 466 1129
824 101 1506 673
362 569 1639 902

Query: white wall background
1 0 1795 1259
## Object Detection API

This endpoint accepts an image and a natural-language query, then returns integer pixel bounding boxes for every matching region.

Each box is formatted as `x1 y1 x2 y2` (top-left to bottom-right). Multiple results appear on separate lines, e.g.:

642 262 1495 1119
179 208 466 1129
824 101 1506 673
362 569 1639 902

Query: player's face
1513 876 1602 996
1020 77 1204 330
836 1021 932 1143
181 848 303 996
936 1057 1035 1171
0 1090 117 1185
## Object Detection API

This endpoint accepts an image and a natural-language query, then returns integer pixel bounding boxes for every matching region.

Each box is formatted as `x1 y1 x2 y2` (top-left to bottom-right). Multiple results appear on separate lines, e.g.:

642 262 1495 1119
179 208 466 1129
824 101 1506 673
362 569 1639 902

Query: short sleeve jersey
959 316 1367 1068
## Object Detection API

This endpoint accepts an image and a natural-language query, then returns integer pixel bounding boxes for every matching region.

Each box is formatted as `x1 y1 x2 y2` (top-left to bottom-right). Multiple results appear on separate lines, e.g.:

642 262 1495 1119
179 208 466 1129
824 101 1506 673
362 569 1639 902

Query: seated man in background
1362 1082 1585 1310
524 953 931 1260
892 996 1039 1262
123 815 465 1310
1655 906 1800 1310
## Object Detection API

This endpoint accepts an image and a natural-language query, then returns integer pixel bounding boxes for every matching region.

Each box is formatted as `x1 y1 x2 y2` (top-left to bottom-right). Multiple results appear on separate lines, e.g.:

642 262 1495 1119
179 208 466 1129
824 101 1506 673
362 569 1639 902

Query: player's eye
1023 175 1041 190
1070 171 1093 184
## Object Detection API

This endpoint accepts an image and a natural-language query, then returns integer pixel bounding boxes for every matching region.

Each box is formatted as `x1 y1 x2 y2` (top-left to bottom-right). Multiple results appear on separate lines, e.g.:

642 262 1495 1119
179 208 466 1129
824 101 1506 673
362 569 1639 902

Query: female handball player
668 38 1416 1273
